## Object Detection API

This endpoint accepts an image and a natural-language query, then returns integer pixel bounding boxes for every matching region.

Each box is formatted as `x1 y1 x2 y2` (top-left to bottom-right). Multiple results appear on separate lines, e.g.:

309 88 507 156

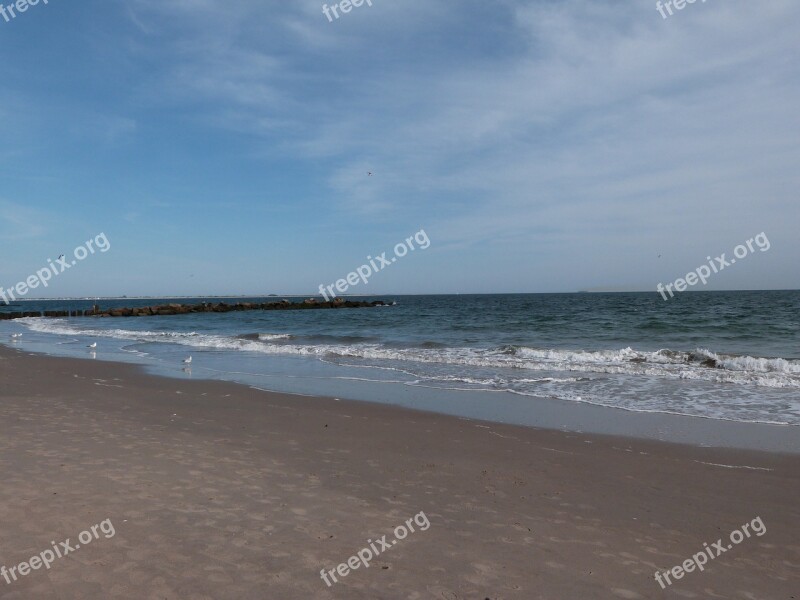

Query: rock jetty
0 299 389 320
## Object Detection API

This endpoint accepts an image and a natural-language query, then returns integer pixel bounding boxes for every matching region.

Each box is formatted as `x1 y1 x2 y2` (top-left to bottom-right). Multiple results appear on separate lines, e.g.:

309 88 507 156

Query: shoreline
1 345 798 598
0 342 795 457
3 339 799 455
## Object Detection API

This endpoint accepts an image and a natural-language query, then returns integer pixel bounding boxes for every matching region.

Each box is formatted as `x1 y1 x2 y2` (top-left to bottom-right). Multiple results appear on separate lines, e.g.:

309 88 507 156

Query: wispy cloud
123 0 800 234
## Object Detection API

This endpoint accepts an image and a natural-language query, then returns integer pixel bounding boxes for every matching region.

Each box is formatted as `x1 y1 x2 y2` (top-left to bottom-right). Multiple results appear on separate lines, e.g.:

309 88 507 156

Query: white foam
693 461 774 471
15 318 800 390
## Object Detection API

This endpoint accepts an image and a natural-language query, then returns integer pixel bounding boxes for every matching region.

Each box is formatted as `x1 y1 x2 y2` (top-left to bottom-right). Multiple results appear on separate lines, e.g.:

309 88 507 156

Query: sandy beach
3 0 799 596
0 345 798 599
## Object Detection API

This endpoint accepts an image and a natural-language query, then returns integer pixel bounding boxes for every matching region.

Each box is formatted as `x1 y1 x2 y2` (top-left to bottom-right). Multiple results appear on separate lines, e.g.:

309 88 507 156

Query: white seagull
87 342 97 349
11 333 22 339
183 356 192 365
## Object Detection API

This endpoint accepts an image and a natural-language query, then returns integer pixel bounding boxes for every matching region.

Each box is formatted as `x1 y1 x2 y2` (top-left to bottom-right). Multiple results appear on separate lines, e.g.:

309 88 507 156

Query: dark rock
33 298 393 319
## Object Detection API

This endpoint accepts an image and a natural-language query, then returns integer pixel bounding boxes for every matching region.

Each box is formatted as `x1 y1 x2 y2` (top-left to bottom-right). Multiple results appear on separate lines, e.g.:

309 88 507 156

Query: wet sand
0 345 798 599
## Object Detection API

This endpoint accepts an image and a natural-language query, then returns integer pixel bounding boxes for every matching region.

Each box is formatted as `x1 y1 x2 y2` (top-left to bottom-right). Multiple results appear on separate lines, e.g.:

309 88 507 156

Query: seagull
367 172 372 176
183 356 192 365
87 342 97 349
11 333 22 339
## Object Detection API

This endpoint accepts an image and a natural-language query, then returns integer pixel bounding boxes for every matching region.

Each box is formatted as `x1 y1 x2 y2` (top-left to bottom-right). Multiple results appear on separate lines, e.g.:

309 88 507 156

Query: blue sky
0 0 798 297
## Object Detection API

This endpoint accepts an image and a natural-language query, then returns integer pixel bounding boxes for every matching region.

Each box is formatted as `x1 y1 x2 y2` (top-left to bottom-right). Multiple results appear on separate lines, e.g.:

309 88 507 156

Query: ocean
2 291 799 429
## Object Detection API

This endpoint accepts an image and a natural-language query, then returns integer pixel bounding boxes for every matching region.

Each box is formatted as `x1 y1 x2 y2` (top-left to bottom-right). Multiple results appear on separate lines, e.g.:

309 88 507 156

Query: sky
0 0 798 298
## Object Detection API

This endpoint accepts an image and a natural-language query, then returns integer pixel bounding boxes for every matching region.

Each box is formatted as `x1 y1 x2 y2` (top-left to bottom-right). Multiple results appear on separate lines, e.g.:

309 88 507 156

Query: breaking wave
17 318 800 389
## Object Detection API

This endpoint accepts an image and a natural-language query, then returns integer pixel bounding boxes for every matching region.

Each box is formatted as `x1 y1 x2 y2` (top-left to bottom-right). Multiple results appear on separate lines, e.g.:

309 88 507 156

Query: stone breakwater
0 299 390 320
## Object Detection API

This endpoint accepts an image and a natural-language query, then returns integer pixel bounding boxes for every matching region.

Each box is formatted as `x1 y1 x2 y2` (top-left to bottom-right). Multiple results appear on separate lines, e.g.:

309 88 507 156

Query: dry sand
0 345 798 599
